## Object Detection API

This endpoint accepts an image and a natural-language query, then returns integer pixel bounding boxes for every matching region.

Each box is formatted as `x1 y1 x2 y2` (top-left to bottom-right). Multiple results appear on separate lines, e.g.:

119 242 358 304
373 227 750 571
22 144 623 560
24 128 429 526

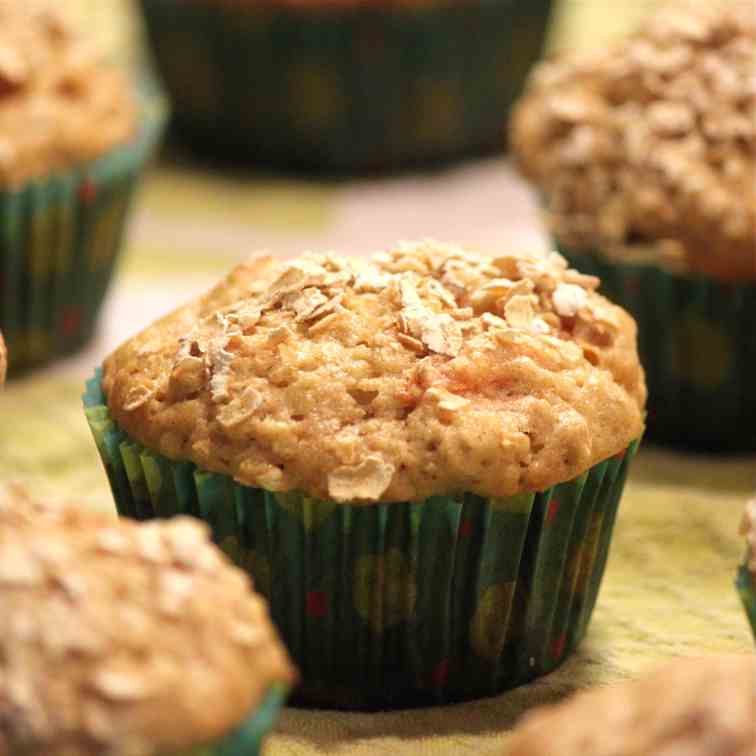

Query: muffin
138 0 553 171
0 485 296 756
511 1 756 450
85 240 645 708
738 498 756 640
0 1 166 374
507 654 756 756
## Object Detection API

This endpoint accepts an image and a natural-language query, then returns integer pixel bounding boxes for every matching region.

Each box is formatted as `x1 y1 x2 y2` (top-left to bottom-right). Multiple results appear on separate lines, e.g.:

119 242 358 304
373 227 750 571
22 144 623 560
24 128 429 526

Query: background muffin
0 332 5 385
507 654 756 756
0 1 166 374
738 498 756 640
138 0 553 171
86 241 644 707
0 485 296 756
511 1 756 450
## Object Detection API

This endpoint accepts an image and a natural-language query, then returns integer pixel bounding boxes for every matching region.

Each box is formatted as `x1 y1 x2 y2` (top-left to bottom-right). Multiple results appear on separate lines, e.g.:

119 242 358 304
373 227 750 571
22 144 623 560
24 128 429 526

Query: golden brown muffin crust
103 241 646 503
0 332 5 385
742 498 756 575
0 486 297 756
507 655 756 756
0 0 137 188
512 1 756 281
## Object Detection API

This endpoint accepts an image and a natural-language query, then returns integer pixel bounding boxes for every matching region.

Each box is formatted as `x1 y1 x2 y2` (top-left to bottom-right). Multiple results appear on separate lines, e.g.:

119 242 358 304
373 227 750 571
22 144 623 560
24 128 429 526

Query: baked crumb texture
0 486 296 756
0 0 136 187
512 1 756 280
103 241 645 503
507 655 756 756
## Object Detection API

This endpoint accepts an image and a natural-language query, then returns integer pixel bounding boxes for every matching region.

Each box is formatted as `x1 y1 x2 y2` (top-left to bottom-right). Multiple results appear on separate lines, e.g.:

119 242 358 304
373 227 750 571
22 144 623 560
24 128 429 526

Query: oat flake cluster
103 241 646 503
0 0 136 187
0 486 296 756
512 1 756 280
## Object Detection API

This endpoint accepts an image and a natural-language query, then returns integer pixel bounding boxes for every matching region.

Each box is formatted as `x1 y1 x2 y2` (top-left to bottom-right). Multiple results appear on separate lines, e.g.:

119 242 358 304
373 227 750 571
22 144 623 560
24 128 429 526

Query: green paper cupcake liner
0 83 167 375
139 0 553 172
85 372 637 709
171 686 287 756
737 564 756 643
558 246 756 452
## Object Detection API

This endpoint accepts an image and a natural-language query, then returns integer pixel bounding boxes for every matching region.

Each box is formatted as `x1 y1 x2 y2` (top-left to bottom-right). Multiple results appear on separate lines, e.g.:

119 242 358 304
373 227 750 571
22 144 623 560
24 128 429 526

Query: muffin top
0 486 297 756
742 498 756 575
0 0 137 188
103 241 645 503
507 655 756 756
0 331 5 385
512 1 756 281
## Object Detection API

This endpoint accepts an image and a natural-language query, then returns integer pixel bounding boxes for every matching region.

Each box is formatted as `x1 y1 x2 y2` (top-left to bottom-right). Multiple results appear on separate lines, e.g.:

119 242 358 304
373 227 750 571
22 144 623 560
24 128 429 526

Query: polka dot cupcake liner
139 0 553 172
558 246 756 452
0 82 167 375
85 372 638 709
171 686 288 756
737 565 756 644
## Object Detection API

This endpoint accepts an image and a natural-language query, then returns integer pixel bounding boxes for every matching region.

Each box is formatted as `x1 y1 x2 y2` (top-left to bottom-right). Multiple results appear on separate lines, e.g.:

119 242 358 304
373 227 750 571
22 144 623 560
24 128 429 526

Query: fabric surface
3 1 752 754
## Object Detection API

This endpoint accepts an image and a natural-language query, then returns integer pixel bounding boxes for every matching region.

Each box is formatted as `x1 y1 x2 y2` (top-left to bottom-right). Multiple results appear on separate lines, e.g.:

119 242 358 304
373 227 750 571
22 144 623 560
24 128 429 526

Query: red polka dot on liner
551 633 567 661
458 518 473 538
306 590 328 618
60 306 82 338
546 498 560 526
432 658 449 688
78 179 97 204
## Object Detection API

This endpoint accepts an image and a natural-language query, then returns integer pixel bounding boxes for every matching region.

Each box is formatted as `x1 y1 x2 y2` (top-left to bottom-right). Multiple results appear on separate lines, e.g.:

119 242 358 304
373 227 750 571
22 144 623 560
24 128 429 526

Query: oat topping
104 241 646 503
0 1 137 187
328 456 397 502
512 1 756 280
122 385 154 412
0 487 297 756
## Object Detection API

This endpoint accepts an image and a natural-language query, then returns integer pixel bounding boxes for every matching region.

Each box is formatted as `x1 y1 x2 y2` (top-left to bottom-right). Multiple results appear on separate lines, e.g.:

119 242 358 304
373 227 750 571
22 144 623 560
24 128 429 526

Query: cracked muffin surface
103 241 645 503
512 1 756 280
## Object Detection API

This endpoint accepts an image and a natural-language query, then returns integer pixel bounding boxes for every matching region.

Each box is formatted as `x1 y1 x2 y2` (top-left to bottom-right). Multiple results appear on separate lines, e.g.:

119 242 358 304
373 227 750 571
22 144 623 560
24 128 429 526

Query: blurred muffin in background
511 1 756 450
507 654 756 756
0 1 166 374
138 0 554 172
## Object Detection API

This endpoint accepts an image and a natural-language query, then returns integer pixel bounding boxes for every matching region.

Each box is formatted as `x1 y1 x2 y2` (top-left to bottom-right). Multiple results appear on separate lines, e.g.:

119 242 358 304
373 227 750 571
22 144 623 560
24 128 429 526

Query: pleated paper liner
171 686 288 756
85 373 638 709
558 245 756 452
139 0 553 172
737 565 756 643
0 86 167 375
